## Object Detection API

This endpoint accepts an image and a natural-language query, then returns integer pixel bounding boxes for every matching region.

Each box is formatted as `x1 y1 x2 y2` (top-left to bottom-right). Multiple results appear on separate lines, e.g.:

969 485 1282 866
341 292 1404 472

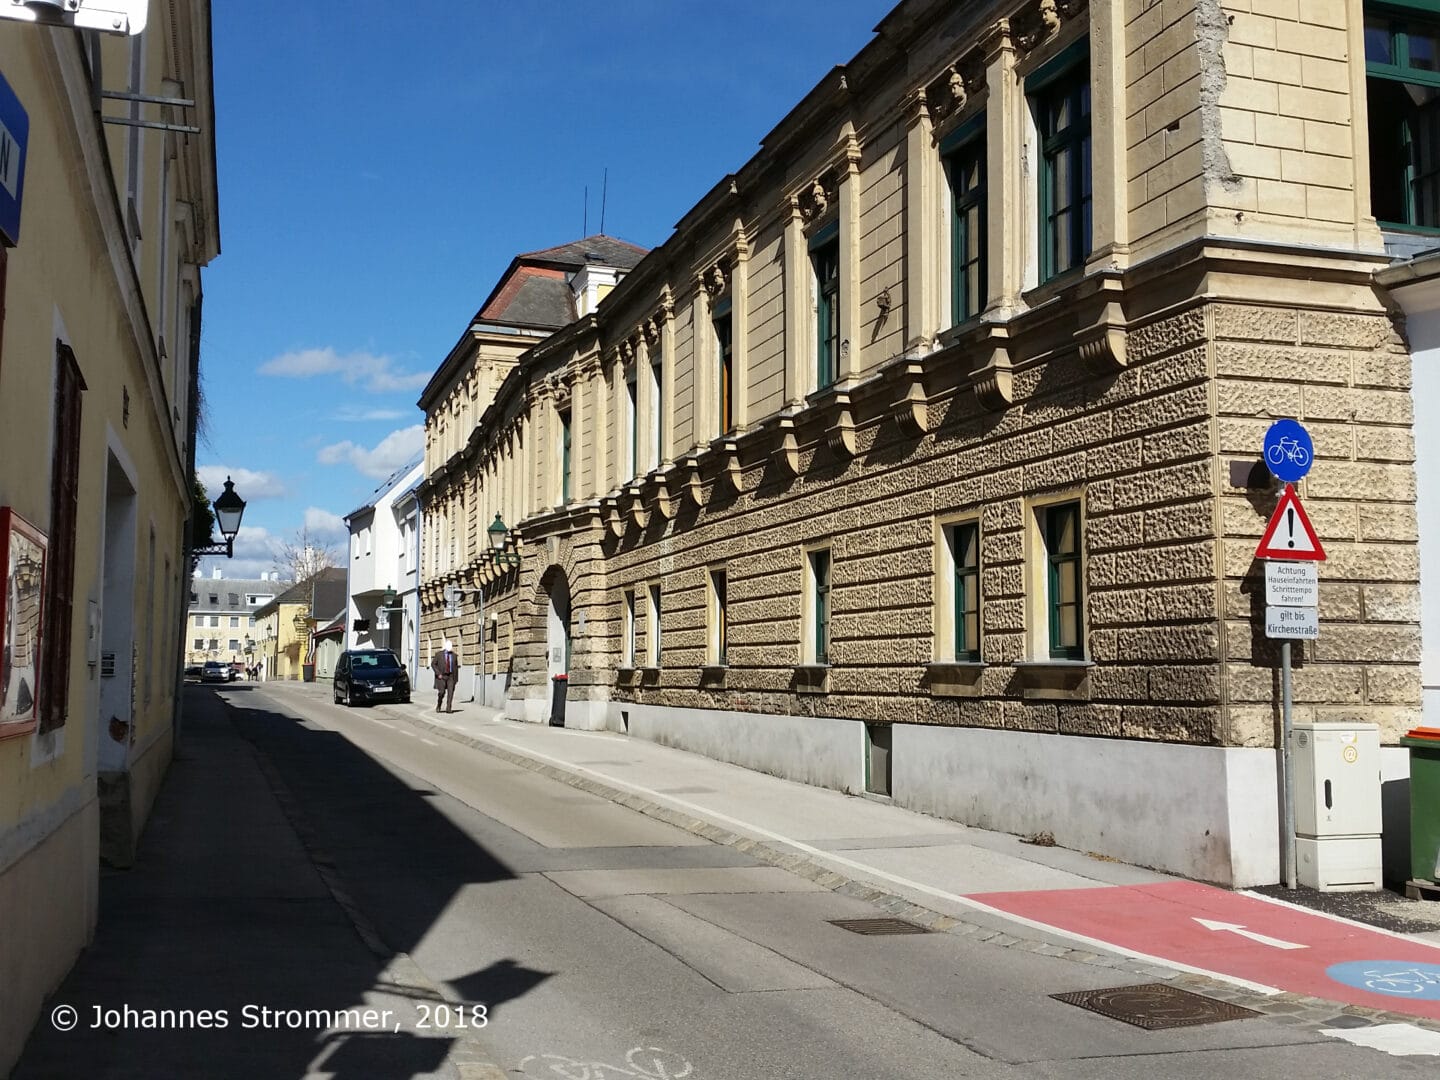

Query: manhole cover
829 917 930 935
1051 983 1260 1030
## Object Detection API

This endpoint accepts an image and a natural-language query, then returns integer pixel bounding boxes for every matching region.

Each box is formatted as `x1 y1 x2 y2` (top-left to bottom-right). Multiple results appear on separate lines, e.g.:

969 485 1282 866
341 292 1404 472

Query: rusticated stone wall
1217 302 1421 746
569 279 1420 751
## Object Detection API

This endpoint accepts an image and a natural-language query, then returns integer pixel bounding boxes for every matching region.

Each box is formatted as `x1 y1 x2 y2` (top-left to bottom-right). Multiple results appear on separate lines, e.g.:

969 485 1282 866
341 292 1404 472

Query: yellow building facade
420 0 1423 888
0 5 219 1070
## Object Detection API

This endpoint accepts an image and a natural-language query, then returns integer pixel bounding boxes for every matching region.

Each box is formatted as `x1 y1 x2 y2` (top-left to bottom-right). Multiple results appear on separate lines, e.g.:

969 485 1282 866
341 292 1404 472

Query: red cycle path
968 880 1440 1020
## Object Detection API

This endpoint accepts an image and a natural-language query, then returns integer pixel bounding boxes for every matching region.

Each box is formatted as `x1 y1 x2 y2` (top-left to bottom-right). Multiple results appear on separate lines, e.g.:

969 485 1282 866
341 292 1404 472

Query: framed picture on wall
0 507 47 736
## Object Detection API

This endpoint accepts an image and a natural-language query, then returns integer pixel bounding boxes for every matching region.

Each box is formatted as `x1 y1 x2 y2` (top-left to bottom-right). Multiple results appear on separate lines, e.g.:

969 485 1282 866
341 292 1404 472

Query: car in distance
201 661 229 683
184 665 203 682
333 649 410 707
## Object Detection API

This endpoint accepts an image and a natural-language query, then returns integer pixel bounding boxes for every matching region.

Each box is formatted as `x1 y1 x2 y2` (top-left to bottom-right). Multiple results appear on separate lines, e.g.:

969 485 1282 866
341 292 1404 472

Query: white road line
420 738 438 747
399 729 417 738
372 720 396 730
471 731 1282 996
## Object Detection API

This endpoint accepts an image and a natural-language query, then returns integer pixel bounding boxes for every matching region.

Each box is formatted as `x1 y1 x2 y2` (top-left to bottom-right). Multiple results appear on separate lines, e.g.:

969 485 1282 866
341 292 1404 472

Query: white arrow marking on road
1194 918 1308 950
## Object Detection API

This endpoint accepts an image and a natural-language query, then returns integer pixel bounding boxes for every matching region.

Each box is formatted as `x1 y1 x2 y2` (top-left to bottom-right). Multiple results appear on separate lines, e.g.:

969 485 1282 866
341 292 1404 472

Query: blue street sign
0 69 26 247
1327 960 1440 1001
1262 418 1313 483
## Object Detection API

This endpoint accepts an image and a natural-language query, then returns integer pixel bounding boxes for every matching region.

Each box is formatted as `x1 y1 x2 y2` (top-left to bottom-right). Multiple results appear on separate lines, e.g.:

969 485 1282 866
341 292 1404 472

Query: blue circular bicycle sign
1327 960 1440 1001
1263 418 1314 483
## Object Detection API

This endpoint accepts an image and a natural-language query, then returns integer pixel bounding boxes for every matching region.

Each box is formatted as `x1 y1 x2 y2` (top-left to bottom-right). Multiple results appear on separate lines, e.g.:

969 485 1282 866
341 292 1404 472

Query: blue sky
197 0 890 578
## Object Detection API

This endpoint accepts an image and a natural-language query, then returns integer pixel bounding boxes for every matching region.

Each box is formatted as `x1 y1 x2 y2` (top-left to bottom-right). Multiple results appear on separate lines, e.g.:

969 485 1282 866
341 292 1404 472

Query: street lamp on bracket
192 477 247 558
487 513 521 568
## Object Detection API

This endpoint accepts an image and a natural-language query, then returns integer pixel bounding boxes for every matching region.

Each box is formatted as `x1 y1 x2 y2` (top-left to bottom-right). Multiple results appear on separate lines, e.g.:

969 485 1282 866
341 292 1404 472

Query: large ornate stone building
420 0 1423 888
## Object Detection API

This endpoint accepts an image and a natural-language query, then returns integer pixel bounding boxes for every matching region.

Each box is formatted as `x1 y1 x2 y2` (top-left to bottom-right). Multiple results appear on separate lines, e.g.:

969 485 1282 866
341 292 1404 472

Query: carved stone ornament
1076 301 1129 370
620 339 635 364
807 179 829 221
711 436 745 494
824 389 857 459
774 415 800 477
927 56 984 121
703 264 728 298
619 482 645 529
971 345 1014 410
1016 0 1063 51
948 66 967 112
642 317 660 346
676 455 704 507
647 470 675 519
890 360 929 437
601 495 624 539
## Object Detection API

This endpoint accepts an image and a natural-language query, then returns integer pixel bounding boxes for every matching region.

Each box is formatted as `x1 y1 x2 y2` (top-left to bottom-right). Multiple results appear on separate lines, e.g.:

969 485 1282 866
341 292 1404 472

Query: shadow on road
16 686 549 1080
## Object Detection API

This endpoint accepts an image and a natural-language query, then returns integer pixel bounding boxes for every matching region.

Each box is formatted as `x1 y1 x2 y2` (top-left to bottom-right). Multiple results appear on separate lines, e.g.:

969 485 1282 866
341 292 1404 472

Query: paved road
15 686 1437 1078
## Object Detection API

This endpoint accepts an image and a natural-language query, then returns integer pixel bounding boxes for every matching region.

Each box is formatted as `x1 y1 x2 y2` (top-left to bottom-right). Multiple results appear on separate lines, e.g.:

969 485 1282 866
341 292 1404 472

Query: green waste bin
1401 731 1440 885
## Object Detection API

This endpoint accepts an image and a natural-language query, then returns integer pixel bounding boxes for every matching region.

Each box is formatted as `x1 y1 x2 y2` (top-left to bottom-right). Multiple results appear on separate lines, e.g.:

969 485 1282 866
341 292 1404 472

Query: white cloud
197 465 287 500
303 507 348 544
317 425 424 480
258 347 430 394
332 405 414 422
196 525 285 580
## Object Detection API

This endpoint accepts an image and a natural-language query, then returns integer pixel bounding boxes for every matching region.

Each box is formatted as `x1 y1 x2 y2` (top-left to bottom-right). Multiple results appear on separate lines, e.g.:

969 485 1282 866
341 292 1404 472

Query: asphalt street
13 685 1437 1078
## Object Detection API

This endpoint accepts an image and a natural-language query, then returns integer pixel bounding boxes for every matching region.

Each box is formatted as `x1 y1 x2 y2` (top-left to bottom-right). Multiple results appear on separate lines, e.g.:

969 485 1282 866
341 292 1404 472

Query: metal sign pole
1281 640 1296 890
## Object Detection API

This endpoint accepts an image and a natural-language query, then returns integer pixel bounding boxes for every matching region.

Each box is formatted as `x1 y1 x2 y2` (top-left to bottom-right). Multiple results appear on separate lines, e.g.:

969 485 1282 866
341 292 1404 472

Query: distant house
252 569 348 681
344 454 424 669
183 570 279 667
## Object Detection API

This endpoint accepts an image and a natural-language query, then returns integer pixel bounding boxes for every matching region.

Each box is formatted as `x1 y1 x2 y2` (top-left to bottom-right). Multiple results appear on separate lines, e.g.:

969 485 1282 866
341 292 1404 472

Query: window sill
700 663 727 687
924 660 986 698
792 663 830 695
1013 659 1093 701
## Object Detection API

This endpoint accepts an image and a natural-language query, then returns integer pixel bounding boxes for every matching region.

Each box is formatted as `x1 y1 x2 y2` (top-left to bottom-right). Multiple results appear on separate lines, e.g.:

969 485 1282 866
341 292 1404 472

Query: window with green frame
1034 58 1092 281
947 521 981 662
809 548 831 665
713 298 734 435
1044 502 1084 660
944 126 987 325
813 236 840 389
559 408 572 504
1366 3 1440 228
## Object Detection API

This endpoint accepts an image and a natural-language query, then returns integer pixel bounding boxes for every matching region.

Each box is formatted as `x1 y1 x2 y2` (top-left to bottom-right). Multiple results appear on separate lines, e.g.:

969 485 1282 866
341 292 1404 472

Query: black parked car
333 649 410 707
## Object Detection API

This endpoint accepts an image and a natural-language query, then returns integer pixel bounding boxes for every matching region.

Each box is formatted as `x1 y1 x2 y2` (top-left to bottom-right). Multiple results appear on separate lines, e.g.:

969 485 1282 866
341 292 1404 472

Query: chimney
212 567 222 579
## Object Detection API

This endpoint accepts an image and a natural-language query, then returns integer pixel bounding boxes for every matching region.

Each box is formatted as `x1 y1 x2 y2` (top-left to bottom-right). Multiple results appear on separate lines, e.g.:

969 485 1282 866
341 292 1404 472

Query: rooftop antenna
599 168 608 236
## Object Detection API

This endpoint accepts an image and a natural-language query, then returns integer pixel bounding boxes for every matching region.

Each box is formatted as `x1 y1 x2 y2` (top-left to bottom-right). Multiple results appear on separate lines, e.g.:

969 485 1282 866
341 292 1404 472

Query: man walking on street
431 640 458 713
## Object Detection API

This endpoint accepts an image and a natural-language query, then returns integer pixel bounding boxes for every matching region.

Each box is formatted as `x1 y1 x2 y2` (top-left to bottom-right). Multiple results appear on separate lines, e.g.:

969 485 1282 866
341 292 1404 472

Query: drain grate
829 917 930 936
1051 983 1260 1030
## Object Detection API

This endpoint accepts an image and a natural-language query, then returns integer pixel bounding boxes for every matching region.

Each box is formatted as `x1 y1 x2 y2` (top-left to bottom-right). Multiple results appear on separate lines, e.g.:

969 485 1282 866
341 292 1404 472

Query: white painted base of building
603 702 1419 888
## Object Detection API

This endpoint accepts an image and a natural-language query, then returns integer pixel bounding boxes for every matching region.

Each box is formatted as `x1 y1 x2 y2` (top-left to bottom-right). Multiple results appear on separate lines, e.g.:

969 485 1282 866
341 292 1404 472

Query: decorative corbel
711 436 745 494
890 360 930 437
647 469 675 520
824 389 857 459
1076 301 1129 370
624 482 649 529
773 414 800 477
971 339 1015 410
601 494 624 539
673 454 704 507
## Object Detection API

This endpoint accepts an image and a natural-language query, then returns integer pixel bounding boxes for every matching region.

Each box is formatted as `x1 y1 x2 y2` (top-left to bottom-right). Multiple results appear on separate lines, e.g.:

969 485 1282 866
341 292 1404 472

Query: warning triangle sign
1255 484 1326 561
